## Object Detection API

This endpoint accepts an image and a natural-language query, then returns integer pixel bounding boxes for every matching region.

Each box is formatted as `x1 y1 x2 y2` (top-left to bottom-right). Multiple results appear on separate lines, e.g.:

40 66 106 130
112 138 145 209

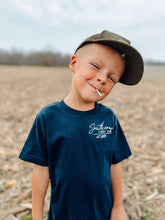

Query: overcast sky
0 0 165 61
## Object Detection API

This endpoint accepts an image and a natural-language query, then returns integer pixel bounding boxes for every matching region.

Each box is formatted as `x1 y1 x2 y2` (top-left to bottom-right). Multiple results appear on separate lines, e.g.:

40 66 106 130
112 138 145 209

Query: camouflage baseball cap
75 30 144 85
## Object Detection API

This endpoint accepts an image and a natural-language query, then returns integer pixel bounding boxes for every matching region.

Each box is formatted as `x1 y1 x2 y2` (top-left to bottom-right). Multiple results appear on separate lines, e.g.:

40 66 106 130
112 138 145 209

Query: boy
19 30 144 220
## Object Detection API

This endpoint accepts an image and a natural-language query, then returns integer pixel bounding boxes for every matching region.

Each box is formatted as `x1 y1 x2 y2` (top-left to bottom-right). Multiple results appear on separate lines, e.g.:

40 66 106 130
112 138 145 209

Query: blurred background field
0 64 165 220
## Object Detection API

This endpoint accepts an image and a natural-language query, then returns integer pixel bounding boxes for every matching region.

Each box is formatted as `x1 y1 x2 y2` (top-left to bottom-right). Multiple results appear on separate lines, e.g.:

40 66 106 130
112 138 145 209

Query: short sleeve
112 118 132 164
19 112 48 166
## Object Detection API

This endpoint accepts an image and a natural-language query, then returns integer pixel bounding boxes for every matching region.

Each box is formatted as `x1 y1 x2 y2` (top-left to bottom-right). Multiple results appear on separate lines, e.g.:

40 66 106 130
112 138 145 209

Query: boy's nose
97 73 106 84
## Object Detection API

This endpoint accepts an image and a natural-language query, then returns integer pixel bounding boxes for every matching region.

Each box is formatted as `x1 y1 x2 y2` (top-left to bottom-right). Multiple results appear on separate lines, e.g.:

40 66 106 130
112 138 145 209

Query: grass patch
141 195 154 220
0 188 4 193
21 213 48 220
28 191 32 199
21 214 32 220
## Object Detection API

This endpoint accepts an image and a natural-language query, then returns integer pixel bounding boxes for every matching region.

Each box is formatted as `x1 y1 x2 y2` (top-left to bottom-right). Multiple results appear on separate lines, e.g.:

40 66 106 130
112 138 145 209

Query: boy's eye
91 63 100 70
108 75 116 83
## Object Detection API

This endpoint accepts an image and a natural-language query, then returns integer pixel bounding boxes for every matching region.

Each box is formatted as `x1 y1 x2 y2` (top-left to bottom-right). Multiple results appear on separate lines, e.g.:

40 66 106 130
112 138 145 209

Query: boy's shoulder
37 101 61 117
97 102 119 124
99 102 116 116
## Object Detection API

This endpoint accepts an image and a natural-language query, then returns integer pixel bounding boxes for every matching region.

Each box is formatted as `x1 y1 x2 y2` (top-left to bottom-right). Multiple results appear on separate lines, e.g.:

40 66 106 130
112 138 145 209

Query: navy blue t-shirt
19 100 131 220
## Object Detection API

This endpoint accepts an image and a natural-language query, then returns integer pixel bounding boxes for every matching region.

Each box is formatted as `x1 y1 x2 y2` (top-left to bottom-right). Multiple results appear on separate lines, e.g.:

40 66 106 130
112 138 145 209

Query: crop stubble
0 65 164 219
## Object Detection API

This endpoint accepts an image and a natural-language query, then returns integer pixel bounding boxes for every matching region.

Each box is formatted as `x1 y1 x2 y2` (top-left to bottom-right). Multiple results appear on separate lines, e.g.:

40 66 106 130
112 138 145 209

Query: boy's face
69 43 125 105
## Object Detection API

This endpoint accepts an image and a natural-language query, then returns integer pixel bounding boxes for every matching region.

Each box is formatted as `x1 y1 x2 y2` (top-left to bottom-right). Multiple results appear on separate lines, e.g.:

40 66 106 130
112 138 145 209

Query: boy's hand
110 206 126 220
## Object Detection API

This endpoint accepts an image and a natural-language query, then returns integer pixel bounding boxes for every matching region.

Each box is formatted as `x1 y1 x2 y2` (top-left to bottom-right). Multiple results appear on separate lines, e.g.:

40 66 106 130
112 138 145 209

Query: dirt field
0 65 165 220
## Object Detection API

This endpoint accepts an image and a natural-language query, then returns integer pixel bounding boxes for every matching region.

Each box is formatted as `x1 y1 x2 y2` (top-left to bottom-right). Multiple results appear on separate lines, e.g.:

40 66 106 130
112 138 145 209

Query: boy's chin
79 91 105 103
82 96 102 103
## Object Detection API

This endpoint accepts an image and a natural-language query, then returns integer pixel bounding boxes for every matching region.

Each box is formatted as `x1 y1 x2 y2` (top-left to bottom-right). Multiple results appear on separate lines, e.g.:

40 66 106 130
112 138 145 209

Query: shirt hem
112 152 132 164
19 151 48 166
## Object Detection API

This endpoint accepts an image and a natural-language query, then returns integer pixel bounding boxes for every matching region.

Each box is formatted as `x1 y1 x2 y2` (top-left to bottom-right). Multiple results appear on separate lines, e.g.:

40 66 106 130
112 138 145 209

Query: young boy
19 30 144 220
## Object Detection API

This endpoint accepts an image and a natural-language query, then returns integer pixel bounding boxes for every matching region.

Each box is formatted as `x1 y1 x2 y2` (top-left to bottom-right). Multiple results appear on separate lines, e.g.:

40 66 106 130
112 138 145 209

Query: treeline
145 59 165 65
0 49 71 66
1 49 164 66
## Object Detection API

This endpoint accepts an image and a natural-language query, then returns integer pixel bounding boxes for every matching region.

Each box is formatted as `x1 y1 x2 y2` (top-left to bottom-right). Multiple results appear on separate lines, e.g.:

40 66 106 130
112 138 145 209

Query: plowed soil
0 65 164 220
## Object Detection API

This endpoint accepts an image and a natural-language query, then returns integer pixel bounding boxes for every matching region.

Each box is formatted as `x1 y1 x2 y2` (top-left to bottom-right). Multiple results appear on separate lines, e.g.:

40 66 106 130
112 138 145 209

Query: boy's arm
110 162 126 220
32 164 49 220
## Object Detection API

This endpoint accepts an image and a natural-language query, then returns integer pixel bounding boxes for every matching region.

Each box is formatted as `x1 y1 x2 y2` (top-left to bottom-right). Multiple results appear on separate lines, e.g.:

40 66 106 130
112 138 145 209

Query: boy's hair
75 30 144 86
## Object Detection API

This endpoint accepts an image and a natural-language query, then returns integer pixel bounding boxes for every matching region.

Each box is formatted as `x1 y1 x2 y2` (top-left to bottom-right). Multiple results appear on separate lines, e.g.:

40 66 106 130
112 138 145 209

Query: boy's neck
64 94 95 111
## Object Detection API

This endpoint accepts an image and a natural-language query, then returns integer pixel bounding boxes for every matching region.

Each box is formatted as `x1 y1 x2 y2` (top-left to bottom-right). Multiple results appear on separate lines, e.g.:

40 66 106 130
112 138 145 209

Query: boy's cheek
104 86 114 97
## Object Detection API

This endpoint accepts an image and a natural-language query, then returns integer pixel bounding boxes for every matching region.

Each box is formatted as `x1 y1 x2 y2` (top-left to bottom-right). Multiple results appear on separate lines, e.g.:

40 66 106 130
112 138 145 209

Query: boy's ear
69 55 76 72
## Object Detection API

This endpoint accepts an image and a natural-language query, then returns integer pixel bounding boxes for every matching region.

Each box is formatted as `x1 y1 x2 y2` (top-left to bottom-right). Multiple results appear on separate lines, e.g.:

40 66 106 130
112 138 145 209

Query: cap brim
76 39 144 86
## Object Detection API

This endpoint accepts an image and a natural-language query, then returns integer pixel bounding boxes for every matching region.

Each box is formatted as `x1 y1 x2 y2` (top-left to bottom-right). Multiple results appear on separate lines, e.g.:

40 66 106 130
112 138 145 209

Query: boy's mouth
88 82 102 96
88 82 97 90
